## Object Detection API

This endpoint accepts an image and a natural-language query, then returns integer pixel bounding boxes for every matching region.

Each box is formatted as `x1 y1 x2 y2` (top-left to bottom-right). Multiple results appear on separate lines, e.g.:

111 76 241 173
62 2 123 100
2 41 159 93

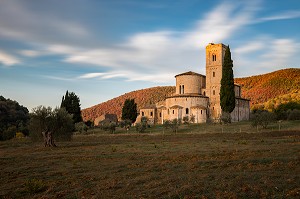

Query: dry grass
0 124 300 198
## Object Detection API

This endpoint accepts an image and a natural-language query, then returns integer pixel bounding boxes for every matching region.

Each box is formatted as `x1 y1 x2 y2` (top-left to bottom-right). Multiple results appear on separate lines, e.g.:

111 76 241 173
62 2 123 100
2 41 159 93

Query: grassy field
1 121 300 198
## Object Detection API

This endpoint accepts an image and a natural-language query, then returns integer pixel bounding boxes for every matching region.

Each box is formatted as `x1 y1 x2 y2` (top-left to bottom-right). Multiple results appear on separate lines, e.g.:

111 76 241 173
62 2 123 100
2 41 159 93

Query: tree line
0 91 84 144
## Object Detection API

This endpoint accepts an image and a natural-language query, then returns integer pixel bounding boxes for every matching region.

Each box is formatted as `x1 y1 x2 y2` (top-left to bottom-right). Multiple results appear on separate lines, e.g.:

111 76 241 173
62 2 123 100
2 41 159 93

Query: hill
82 68 300 122
235 68 300 110
82 86 175 122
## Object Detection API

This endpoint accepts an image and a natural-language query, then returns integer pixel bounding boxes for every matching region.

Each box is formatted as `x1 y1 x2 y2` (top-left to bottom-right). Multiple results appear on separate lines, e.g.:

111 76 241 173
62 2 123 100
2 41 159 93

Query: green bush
221 112 231 124
0 126 17 141
275 102 300 120
101 122 117 133
75 122 88 134
251 110 276 129
171 118 181 133
119 119 132 129
135 117 148 133
287 109 300 120
163 120 171 130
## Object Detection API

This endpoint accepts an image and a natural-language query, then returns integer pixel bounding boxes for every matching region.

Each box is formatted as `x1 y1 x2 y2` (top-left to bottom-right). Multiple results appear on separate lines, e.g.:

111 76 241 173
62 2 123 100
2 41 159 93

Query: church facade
137 43 250 124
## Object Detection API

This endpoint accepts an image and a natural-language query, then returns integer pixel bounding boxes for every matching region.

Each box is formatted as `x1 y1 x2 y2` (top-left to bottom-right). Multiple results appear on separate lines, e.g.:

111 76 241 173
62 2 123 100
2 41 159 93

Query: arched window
212 54 216 61
203 91 206 96
213 90 215 95
142 112 144 116
201 110 202 114
159 112 162 117
213 71 215 77
150 112 153 117
186 108 189 114
179 85 184 94
173 110 175 114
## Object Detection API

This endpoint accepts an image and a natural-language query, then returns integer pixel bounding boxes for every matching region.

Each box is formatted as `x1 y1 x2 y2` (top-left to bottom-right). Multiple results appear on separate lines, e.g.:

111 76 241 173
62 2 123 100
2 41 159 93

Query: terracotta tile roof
175 71 205 77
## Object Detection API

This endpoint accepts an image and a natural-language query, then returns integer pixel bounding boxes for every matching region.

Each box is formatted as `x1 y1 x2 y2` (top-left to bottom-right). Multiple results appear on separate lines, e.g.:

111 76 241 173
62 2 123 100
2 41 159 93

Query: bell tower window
212 54 216 61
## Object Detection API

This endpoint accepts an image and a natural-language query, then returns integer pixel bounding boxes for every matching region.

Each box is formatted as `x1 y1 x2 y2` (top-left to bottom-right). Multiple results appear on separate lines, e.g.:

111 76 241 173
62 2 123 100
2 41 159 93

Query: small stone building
94 114 118 126
137 43 250 124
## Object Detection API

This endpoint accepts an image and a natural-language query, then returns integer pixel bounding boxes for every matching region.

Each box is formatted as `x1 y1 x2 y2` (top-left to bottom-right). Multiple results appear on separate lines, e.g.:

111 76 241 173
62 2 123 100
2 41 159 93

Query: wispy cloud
0 1 90 46
19 50 42 57
234 37 300 76
0 50 19 66
259 10 300 22
260 39 299 68
234 41 264 54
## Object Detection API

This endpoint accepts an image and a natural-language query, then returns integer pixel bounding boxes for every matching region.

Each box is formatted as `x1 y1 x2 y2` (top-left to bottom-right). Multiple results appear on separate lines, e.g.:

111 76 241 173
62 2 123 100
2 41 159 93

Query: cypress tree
61 90 82 123
220 45 236 115
121 99 138 123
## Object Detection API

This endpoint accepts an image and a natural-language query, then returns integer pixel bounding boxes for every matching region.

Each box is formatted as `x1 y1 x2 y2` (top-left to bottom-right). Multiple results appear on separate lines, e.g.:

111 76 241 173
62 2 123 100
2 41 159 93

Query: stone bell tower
205 43 227 120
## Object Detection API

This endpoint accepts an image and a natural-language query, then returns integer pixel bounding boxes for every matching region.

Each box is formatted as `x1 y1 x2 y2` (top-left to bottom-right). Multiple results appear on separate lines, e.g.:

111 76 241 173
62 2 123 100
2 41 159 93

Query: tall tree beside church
61 91 82 123
121 99 138 124
220 45 235 116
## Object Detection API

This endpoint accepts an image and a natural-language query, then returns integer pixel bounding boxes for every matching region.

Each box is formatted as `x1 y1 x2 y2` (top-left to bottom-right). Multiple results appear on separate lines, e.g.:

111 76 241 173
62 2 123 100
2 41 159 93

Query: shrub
163 120 171 129
287 109 300 120
119 119 132 129
251 110 276 129
109 122 117 133
135 117 148 133
183 116 189 124
171 118 181 133
101 122 117 133
16 132 25 138
1 126 17 141
84 120 93 127
221 112 231 124
75 122 88 134
275 102 300 120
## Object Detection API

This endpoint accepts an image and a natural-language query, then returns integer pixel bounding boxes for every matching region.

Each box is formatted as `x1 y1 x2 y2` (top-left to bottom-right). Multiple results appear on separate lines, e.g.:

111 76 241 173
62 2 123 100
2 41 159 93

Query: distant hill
82 68 300 122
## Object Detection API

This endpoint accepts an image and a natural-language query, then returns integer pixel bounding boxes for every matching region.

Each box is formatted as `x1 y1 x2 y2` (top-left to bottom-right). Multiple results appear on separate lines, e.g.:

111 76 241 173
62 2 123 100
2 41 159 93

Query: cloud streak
0 50 19 66
259 10 300 22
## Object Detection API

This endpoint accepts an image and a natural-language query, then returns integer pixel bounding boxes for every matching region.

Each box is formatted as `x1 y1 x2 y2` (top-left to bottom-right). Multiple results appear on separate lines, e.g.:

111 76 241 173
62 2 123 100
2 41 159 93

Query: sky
0 0 300 111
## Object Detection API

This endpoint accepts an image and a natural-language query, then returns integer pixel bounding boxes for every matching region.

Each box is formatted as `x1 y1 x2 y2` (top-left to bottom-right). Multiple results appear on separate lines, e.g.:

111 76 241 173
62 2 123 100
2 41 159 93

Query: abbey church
137 43 250 124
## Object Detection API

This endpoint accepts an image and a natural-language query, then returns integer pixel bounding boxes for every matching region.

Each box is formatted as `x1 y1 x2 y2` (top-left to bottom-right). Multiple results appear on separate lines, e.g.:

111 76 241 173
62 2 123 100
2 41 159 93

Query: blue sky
0 0 299 111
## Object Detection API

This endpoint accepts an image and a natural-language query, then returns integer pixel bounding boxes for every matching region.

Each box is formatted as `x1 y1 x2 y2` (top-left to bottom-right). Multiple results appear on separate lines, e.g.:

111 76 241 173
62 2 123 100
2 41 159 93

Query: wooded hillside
235 68 300 110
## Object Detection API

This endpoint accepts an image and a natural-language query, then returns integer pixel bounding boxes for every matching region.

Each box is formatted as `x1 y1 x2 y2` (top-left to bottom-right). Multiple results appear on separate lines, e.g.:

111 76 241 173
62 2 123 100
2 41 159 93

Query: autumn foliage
235 68 300 110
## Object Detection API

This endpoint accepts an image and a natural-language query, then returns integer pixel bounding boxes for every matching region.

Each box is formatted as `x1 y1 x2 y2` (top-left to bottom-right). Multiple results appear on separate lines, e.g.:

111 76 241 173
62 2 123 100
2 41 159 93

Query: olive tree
29 106 74 146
